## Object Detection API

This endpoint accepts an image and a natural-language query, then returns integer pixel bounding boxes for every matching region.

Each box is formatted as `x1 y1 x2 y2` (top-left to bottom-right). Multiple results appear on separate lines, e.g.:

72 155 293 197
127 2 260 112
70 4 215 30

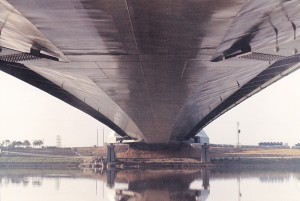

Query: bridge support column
107 143 116 163
201 143 210 163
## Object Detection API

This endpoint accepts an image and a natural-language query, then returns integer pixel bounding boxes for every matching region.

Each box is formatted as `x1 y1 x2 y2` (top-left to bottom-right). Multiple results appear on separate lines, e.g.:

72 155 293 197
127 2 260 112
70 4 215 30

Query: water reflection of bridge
3 168 300 201
109 169 210 201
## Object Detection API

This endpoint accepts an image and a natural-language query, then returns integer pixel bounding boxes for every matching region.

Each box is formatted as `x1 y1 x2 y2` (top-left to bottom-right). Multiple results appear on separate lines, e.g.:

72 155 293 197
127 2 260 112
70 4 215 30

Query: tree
3 140 10 153
33 140 38 148
11 141 17 148
23 140 31 148
37 140 44 148
33 140 43 148
16 141 23 148
4 140 10 147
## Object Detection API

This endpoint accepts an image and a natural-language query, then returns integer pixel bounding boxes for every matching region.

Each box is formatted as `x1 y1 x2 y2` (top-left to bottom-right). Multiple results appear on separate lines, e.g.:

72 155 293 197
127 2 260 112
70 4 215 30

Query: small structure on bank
107 132 134 144
188 130 210 163
189 130 209 145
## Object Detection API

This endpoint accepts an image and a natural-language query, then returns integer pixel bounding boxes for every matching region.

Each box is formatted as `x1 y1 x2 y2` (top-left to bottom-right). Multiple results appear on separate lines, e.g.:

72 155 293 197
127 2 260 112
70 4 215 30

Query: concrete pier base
78 143 213 167
201 144 210 163
107 144 116 163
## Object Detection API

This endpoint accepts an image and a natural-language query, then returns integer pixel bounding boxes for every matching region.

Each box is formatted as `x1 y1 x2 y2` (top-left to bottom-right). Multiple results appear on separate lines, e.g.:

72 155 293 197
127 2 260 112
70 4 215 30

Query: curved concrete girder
0 60 145 141
12 0 244 143
0 0 144 141
4 0 300 143
171 0 300 141
170 59 269 141
0 0 69 62
171 55 300 141
26 64 145 141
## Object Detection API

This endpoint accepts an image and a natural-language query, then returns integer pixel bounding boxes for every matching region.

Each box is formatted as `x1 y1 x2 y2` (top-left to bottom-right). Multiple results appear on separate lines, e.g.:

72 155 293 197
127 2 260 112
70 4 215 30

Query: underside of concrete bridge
1 0 300 143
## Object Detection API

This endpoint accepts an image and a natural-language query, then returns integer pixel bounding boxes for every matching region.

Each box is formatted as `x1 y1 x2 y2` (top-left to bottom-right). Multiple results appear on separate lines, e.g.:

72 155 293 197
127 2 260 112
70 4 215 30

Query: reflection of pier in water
108 169 210 201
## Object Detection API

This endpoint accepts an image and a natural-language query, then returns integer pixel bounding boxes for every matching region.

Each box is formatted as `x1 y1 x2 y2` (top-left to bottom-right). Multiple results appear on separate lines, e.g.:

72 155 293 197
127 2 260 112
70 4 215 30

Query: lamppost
237 122 241 148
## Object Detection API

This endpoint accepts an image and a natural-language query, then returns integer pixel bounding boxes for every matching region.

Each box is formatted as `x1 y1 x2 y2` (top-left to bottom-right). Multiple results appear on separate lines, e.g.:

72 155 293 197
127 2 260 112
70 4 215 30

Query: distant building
258 142 289 148
292 143 300 149
56 135 61 148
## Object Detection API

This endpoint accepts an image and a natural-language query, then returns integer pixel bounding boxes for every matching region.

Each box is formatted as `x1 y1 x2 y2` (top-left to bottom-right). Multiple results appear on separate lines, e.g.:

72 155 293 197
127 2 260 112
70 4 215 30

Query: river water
1 168 300 201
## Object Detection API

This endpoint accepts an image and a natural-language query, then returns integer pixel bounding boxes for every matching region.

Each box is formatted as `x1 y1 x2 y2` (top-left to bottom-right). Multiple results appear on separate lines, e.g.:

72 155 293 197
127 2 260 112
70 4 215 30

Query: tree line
0 140 44 148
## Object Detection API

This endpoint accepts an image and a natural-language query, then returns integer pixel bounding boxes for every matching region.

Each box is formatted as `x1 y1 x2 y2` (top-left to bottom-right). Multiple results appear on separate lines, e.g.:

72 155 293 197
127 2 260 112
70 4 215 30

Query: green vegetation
23 140 31 148
0 156 84 168
32 140 43 148
0 139 43 149
0 157 82 163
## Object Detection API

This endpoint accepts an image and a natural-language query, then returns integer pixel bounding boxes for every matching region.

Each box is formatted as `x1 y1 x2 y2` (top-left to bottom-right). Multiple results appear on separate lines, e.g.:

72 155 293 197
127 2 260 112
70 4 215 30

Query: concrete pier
201 144 210 163
106 144 116 163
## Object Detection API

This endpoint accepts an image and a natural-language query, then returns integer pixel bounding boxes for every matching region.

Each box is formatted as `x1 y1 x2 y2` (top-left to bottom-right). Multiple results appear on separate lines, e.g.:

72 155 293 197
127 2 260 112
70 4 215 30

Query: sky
0 71 111 147
1 68 300 147
205 69 300 146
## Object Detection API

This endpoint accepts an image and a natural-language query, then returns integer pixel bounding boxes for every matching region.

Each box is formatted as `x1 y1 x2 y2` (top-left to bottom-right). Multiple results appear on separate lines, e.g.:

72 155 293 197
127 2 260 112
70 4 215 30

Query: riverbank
3 146 300 169
210 147 300 158
3 156 300 170
211 157 300 172
0 156 83 169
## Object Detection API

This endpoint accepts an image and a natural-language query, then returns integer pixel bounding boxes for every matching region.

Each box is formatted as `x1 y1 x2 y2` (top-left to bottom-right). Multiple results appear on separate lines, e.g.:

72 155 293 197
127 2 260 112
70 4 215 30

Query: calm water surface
1 168 300 201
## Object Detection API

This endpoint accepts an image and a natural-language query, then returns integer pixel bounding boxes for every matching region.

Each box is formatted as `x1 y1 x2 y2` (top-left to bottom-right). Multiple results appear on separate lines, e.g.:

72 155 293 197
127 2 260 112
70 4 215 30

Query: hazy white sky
0 71 111 147
205 69 300 146
1 69 300 147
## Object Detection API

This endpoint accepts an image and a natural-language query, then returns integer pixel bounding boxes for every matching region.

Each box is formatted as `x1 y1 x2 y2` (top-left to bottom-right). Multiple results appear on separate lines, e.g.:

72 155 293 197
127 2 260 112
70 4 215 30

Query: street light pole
97 129 98 147
237 122 241 147
102 127 105 147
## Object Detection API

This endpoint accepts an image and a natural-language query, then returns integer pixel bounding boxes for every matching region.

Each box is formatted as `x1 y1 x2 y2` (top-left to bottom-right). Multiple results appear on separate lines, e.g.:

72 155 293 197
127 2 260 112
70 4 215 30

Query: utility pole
97 129 99 147
102 127 105 146
237 122 241 147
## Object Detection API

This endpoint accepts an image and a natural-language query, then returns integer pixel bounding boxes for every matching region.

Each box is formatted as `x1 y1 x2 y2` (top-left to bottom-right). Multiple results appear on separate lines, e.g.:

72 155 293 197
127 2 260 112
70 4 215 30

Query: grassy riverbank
211 157 300 171
210 147 300 169
210 147 300 158
0 156 83 169
3 146 300 170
